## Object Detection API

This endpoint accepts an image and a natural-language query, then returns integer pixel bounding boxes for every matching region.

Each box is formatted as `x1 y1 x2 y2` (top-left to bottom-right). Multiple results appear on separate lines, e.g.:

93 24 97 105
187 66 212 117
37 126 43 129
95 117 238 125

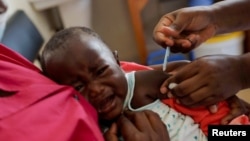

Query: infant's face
45 36 128 121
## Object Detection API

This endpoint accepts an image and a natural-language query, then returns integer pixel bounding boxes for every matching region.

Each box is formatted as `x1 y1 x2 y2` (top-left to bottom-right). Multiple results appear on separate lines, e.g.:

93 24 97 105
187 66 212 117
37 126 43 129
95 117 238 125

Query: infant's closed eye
96 66 108 76
75 84 85 92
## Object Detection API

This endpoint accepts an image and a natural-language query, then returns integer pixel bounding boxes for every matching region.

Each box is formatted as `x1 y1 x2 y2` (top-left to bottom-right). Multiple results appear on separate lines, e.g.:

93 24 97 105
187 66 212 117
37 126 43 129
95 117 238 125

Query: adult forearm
211 0 250 35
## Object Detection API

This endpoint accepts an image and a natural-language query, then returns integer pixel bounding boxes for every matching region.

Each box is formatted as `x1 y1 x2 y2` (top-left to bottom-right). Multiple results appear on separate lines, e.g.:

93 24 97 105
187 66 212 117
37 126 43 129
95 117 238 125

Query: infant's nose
87 82 104 98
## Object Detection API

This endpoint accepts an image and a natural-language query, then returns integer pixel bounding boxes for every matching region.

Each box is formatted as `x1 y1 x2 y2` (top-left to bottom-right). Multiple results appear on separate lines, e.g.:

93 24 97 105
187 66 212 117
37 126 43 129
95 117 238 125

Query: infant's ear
112 50 120 65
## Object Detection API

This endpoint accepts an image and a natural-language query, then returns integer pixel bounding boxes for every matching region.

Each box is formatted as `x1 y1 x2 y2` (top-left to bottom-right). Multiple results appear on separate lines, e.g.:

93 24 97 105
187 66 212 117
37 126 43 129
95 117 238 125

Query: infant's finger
221 109 242 125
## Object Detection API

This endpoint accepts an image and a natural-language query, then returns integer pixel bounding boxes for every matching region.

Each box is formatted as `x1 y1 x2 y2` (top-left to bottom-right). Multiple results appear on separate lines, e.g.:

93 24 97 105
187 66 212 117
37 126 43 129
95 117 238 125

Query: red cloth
0 44 104 141
162 99 229 135
120 61 153 72
229 114 250 125
121 61 250 136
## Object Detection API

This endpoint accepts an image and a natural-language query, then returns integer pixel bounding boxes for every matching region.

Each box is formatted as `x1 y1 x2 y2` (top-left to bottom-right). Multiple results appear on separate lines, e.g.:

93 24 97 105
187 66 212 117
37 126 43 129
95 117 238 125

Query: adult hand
104 110 170 141
153 6 216 53
160 55 246 107
159 60 190 97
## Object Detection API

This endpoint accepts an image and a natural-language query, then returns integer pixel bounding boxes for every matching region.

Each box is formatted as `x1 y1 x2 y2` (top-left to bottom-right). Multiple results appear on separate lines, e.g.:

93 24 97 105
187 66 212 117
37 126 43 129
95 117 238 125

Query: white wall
92 0 139 63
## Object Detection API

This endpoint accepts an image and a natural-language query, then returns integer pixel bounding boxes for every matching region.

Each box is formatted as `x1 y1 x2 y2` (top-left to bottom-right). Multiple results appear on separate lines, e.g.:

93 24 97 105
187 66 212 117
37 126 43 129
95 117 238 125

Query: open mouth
97 94 116 114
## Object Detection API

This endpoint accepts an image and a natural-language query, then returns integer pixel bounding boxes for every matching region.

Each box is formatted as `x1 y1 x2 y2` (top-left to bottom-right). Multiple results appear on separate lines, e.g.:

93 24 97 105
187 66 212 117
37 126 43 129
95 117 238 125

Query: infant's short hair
43 26 101 53
40 26 102 73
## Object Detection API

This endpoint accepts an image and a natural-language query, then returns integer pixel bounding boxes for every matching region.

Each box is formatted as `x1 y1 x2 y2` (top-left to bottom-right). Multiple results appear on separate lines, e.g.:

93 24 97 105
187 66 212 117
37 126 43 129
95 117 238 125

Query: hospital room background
2 0 250 102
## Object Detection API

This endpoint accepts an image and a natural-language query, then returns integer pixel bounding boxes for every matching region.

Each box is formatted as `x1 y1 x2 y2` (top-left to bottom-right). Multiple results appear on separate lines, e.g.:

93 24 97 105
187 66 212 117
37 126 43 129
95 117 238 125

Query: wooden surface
127 0 148 64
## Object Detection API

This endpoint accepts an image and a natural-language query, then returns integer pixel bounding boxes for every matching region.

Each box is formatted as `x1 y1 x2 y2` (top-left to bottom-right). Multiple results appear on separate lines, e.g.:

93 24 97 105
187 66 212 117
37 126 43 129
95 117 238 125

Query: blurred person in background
0 0 8 41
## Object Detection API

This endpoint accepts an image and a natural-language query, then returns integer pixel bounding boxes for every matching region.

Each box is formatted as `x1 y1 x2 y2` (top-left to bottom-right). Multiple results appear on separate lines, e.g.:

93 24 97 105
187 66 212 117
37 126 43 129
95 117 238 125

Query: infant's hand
221 96 249 125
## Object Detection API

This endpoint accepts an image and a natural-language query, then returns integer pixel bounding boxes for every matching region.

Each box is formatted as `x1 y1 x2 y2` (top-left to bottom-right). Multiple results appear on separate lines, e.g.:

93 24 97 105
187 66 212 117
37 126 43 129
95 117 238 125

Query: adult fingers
117 110 170 141
160 60 190 95
103 123 119 141
122 110 154 132
153 14 186 48
176 87 221 107
153 26 176 47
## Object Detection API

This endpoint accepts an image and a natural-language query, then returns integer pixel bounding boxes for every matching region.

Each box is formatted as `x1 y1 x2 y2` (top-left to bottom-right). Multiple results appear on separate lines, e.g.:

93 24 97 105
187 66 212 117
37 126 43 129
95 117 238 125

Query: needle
162 47 170 71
